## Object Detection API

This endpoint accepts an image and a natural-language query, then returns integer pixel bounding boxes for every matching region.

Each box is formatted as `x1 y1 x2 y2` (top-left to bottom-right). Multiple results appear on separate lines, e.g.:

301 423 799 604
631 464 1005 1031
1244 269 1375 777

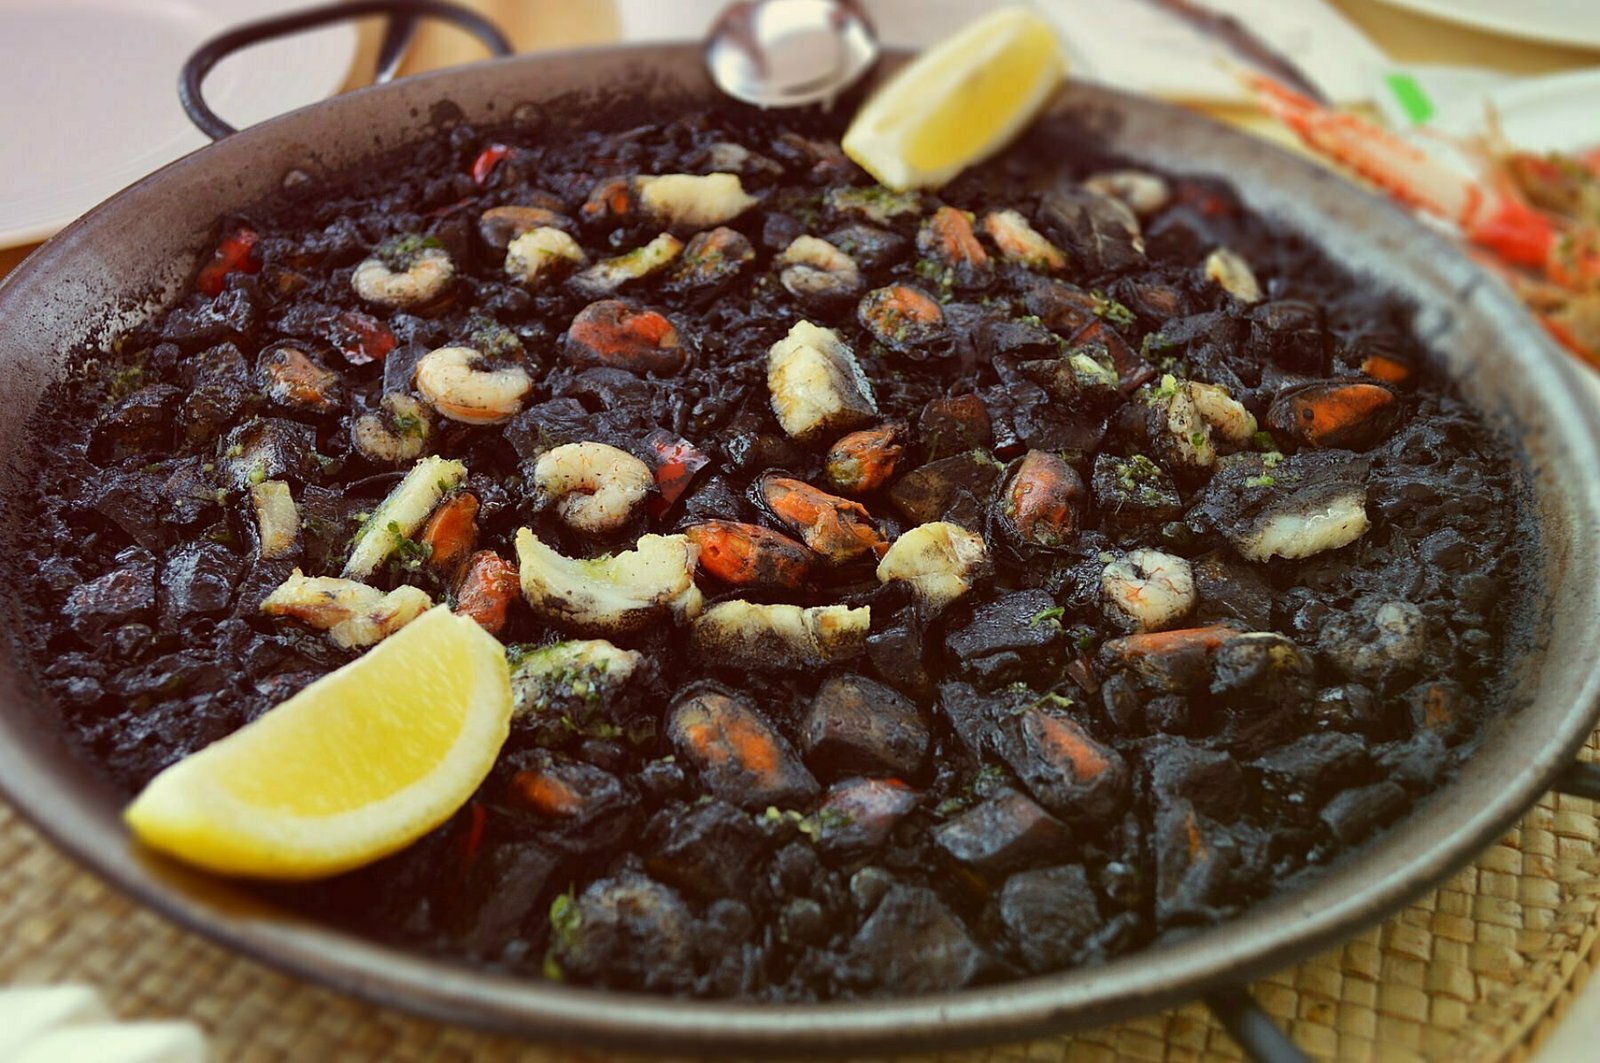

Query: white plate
1369 0 1600 51
0 0 357 248
1430 67 1600 155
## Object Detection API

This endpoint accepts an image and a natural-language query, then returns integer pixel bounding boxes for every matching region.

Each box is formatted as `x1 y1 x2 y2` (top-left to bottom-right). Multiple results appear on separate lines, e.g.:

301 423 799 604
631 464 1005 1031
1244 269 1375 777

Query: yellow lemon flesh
842 7 1065 191
125 606 511 879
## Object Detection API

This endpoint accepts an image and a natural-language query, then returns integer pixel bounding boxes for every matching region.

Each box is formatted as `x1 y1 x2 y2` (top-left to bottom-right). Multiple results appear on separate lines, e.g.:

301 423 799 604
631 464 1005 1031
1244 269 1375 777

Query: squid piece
514 529 702 633
510 639 643 721
688 600 870 671
261 570 431 649
343 455 467 579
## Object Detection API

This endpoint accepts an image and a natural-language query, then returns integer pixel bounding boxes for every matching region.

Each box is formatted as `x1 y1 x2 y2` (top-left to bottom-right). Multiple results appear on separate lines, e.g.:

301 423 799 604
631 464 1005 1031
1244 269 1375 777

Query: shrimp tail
1243 73 1575 280
1244 74 1474 220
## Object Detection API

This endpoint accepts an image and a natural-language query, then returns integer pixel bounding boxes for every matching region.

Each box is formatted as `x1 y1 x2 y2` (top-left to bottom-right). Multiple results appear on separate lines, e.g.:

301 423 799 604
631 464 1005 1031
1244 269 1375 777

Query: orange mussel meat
759 476 888 562
685 520 813 590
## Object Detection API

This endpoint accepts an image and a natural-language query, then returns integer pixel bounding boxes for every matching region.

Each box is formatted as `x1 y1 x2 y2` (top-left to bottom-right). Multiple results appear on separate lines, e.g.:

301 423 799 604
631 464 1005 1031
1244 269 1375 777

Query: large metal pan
2 18 1600 1060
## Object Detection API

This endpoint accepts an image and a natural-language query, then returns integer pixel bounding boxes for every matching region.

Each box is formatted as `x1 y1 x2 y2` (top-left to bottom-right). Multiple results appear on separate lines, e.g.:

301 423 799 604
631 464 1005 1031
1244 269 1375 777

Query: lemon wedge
125 606 512 879
842 7 1065 191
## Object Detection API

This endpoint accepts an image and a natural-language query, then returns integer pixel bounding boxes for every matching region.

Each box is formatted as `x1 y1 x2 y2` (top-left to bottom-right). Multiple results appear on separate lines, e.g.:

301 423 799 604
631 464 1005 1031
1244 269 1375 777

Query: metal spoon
705 0 879 108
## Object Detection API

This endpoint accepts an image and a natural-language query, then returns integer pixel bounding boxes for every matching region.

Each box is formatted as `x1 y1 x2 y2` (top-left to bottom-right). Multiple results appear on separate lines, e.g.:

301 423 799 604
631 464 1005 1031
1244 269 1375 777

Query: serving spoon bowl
704 0 880 107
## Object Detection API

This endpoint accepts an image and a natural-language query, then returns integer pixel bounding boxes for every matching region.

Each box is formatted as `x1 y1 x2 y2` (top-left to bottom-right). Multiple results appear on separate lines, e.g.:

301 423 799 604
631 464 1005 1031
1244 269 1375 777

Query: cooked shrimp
413 345 532 425
261 569 432 649
351 238 454 308
532 442 654 535
1101 549 1196 633
636 173 759 230
505 226 586 287
982 209 1067 272
777 235 864 302
917 206 993 288
351 392 433 464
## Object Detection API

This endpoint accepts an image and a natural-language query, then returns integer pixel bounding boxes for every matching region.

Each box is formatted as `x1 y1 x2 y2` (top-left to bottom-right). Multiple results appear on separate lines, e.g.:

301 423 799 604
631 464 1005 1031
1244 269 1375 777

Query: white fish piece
766 320 877 443
250 480 299 560
875 521 988 609
1238 491 1369 562
510 639 644 720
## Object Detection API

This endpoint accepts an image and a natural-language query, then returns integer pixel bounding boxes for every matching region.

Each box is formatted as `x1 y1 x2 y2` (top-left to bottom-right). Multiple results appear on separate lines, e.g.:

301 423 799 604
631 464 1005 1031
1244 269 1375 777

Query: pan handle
1205 986 1311 1063
179 0 514 141
1550 760 1600 800
1203 755 1600 1061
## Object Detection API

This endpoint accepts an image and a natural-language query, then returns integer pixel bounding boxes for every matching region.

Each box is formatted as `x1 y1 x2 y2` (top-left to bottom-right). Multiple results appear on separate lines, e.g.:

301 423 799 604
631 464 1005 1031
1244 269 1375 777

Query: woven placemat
4 739 1599 1062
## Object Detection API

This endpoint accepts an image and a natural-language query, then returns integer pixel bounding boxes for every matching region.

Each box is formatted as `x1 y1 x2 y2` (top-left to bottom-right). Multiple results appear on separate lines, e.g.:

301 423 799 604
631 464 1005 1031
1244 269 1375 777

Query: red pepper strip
330 310 396 366
470 144 511 186
459 802 487 867
645 431 710 518
196 226 260 296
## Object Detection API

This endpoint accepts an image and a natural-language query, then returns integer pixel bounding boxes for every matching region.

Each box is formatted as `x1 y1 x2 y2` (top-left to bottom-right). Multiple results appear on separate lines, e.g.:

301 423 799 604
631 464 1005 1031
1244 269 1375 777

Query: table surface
2 1 1597 1057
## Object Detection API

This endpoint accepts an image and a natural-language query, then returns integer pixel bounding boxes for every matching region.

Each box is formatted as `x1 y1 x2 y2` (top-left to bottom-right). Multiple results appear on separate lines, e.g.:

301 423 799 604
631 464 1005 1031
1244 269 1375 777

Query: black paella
17 105 1529 1001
